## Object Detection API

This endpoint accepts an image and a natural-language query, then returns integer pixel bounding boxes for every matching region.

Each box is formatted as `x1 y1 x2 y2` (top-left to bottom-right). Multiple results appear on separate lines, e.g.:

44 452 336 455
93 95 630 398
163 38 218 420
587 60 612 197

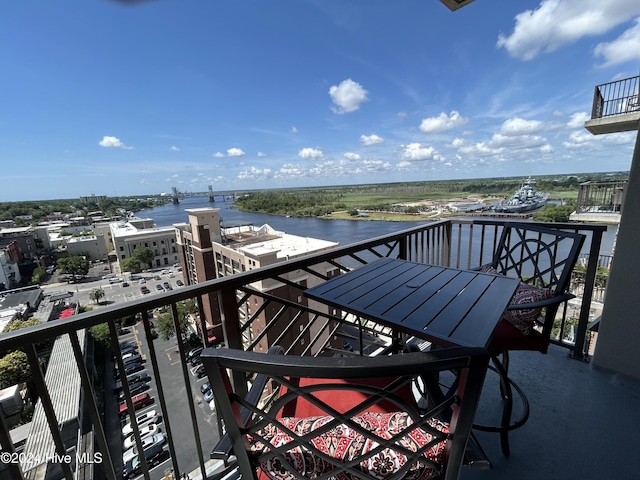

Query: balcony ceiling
439 0 476 11
584 113 640 135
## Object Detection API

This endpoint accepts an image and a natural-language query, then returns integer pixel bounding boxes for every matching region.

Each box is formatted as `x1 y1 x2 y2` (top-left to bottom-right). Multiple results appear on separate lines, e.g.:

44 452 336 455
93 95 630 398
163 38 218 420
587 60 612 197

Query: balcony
1 219 637 480
584 75 640 135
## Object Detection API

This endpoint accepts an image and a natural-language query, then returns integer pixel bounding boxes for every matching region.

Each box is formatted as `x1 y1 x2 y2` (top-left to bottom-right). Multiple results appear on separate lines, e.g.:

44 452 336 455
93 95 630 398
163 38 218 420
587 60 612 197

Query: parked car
121 281 130 287
176 279 184 286
122 409 159 436
118 381 149 400
190 355 203 367
140 285 150 294
119 392 152 418
123 423 160 449
186 347 203 361
122 443 165 479
114 361 144 379
122 353 143 365
199 382 210 394
117 327 131 335
195 364 206 378
122 433 166 464
102 273 115 279
203 388 214 403
155 284 163 291
113 373 151 393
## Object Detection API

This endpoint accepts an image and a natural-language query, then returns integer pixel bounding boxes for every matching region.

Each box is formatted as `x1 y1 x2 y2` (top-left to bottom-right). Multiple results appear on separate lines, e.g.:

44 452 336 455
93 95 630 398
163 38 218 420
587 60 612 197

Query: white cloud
344 152 361 160
257 152 267 157
499 117 542 136
594 17 640 67
227 148 245 157
419 111 468 133
98 136 133 149
169 145 180 151
563 130 595 148
213 152 225 158
298 147 324 160
329 78 369 114
361 159 391 172
497 0 640 60
401 143 437 161
238 166 272 181
291 126 298 133
567 112 590 128
360 134 384 146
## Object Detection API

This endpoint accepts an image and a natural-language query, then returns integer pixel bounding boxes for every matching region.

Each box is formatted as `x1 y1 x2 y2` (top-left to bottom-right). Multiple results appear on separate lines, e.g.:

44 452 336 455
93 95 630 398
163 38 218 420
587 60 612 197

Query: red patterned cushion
480 264 552 335
248 412 449 480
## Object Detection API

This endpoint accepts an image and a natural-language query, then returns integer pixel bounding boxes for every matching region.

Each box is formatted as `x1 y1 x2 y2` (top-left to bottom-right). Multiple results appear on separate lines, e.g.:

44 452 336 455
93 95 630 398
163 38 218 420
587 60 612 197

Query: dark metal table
304 257 520 349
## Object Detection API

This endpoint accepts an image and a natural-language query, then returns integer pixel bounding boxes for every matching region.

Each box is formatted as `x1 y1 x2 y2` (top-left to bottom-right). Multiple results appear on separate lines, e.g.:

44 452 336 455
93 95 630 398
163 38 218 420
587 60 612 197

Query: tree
121 257 142 274
89 287 105 305
0 351 31 389
2 317 42 333
155 299 198 340
31 266 47 284
89 323 111 347
132 246 155 270
57 255 90 280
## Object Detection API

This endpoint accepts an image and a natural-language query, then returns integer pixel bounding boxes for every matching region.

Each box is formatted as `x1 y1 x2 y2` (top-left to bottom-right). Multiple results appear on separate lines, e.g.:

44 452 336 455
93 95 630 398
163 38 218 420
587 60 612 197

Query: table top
304 258 520 349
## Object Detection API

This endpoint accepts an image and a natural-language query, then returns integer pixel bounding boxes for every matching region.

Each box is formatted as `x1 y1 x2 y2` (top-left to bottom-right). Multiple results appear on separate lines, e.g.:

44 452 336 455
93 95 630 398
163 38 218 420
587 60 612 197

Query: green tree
89 287 105 305
89 323 111 347
31 266 47 284
132 246 155 270
0 351 31 389
121 257 142 274
57 255 90 280
155 299 198 340
2 317 42 333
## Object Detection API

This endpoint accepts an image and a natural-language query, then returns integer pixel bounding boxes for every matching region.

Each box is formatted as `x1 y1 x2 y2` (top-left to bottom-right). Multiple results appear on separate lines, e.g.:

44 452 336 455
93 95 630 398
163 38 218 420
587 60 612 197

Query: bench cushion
248 411 449 480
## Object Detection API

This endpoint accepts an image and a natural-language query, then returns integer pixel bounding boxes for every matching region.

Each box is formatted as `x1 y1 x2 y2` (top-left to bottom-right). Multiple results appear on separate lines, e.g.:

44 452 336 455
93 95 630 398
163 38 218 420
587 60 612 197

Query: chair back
489 222 586 351
203 347 490 480
490 222 585 292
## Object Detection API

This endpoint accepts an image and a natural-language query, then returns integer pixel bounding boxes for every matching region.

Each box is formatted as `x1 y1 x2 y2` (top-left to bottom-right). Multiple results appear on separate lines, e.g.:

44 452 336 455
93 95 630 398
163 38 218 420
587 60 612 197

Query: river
140 195 618 257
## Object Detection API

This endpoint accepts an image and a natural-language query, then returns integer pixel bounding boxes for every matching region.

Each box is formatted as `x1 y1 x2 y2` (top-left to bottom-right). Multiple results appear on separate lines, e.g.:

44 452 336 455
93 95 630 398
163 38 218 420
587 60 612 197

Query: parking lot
107 320 219 479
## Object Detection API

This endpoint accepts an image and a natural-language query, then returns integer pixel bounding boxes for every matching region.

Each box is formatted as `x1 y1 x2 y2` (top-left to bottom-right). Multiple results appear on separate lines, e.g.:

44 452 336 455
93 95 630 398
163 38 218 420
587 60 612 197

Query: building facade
110 219 180 270
175 208 340 353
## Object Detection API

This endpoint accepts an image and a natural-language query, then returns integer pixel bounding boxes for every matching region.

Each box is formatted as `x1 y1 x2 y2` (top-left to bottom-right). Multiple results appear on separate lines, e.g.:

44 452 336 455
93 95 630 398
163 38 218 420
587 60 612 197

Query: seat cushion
248 412 449 480
480 264 552 335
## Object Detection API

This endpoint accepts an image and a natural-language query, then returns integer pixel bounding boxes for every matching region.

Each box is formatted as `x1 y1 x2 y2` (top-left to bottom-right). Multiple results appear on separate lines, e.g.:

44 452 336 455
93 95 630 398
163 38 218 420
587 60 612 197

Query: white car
122 433 166 464
123 424 160 449
121 410 159 437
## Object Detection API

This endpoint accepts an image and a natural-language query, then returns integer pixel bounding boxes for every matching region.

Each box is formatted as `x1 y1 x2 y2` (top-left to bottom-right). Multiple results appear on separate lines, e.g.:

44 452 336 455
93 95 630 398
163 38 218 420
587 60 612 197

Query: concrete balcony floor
462 344 640 480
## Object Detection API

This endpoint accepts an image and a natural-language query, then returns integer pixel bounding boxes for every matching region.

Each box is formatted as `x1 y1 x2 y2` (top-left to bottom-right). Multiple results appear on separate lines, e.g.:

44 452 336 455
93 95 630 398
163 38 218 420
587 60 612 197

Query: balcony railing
591 75 640 119
0 219 608 480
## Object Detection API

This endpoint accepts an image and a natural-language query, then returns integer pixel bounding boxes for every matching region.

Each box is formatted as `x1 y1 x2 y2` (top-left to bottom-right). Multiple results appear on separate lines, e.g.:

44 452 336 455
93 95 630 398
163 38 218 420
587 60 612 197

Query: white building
0 251 21 290
110 218 180 269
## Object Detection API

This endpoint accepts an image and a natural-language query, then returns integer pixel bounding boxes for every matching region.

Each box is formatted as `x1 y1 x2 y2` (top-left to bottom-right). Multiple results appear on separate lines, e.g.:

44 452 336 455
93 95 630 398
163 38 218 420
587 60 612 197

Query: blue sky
2 0 640 201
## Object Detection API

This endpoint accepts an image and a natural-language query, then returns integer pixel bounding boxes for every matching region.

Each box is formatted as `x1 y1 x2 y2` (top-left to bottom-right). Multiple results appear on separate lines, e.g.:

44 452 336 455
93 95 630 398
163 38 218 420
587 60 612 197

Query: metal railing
0 219 607 480
591 75 640 119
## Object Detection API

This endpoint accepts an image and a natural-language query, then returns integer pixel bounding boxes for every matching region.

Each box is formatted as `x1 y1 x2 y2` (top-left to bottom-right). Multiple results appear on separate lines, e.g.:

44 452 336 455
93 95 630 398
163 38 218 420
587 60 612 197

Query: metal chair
203 346 491 480
473 222 586 456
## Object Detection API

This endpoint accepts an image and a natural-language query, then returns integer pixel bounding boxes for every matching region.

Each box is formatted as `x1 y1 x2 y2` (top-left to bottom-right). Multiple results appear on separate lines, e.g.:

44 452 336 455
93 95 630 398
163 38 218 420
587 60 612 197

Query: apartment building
175 208 340 353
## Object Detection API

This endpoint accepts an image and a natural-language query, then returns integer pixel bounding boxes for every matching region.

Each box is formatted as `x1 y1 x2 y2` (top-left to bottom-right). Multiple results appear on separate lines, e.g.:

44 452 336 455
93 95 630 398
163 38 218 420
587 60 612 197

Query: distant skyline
2 0 640 201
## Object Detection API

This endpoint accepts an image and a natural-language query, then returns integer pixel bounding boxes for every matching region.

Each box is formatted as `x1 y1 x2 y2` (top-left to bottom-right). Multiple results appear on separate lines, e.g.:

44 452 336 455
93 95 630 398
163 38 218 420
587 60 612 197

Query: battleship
493 176 549 213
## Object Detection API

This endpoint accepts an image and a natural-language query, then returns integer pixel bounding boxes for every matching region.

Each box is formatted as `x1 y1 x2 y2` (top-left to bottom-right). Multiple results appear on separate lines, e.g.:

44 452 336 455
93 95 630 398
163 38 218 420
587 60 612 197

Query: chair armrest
210 346 283 460
505 292 574 311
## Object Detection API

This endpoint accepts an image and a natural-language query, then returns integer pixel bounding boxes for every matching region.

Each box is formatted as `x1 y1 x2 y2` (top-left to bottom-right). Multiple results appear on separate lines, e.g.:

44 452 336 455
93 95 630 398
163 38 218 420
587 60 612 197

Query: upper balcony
584 75 640 135
2 219 638 480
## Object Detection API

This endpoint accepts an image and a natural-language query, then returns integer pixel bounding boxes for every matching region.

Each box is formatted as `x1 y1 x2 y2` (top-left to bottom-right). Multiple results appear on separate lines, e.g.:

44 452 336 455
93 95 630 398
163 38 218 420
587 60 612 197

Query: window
119 246 124 252
153 241 157 246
